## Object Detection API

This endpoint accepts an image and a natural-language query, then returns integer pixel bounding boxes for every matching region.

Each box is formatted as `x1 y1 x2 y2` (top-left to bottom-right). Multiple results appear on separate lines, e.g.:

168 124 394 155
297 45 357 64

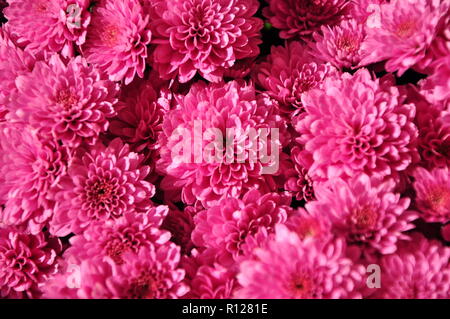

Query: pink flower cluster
0 0 449 299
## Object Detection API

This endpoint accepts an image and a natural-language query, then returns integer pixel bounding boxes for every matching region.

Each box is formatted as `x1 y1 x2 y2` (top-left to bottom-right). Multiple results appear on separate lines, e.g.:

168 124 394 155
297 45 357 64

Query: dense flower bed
0 0 449 299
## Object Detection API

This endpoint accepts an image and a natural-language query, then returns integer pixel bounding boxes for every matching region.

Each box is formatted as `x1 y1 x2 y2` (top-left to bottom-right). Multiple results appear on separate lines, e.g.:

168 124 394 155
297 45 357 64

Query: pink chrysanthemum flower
252 41 332 117
236 224 365 299
284 146 315 201
372 234 450 299
309 19 367 69
65 208 170 265
83 0 152 84
419 57 450 104
295 69 419 182
157 80 286 208
413 93 449 168
413 167 450 223
54 244 187 299
415 6 450 73
192 189 292 266
285 208 332 242
360 0 450 75
4 0 90 58
0 124 71 234
0 29 35 118
7 54 119 148
148 0 262 83
263 0 351 40
306 173 417 255
50 138 155 236
0 228 61 298
109 77 170 167
187 263 237 299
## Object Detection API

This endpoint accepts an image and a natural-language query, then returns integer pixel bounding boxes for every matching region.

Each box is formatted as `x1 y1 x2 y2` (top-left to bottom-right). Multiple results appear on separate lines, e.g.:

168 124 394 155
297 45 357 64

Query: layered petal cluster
0 124 71 234
263 0 352 40
149 0 262 82
65 208 170 265
0 228 61 298
309 19 367 69
192 189 292 266
360 0 450 75
186 263 237 299
306 174 418 255
4 0 91 57
413 92 449 168
371 234 450 299
295 69 419 182
50 138 155 236
0 29 35 117
7 54 119 148
419 57 450 104
157 80 286 208
83 0 152 84
284 146 315 202
45 244 188 299
253 41 332 117
413 167 450 223
236 225 365 299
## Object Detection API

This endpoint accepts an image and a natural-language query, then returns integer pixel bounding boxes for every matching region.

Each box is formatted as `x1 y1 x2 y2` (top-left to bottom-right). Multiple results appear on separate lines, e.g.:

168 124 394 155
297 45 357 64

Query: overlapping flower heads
0 0 449 299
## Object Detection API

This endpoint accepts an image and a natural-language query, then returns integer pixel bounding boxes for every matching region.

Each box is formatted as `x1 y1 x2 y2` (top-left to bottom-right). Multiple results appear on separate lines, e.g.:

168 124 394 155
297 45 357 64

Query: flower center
101 25 121 46
127 272 161 299
295 218 320 240
337 36 359 53
56 90 78 110
350 206 378 231
395 20 417 38
427 186 450 213
289 272 314 298
86 179 117 209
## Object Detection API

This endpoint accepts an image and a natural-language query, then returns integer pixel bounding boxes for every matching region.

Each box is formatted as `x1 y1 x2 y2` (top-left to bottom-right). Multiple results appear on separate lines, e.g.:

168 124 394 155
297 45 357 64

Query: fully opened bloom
263 0 351 40
50 138 155 236
309 19 367 69
45 243 188 299
8 54 119 148
157 80 286 208
4 0 90 57
149 0 262 82
253 41 331 117
236 225 365 299
284 146 315 202
0 124 71 234
192 189 292 266
0 228 61 298
0 29 35 117
65 208 170 265
306 174 418 255
187 263 237 299
372 234 450 299
360 0 450 75
413 167 450 223
83 0 152 84
295 69 419 182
